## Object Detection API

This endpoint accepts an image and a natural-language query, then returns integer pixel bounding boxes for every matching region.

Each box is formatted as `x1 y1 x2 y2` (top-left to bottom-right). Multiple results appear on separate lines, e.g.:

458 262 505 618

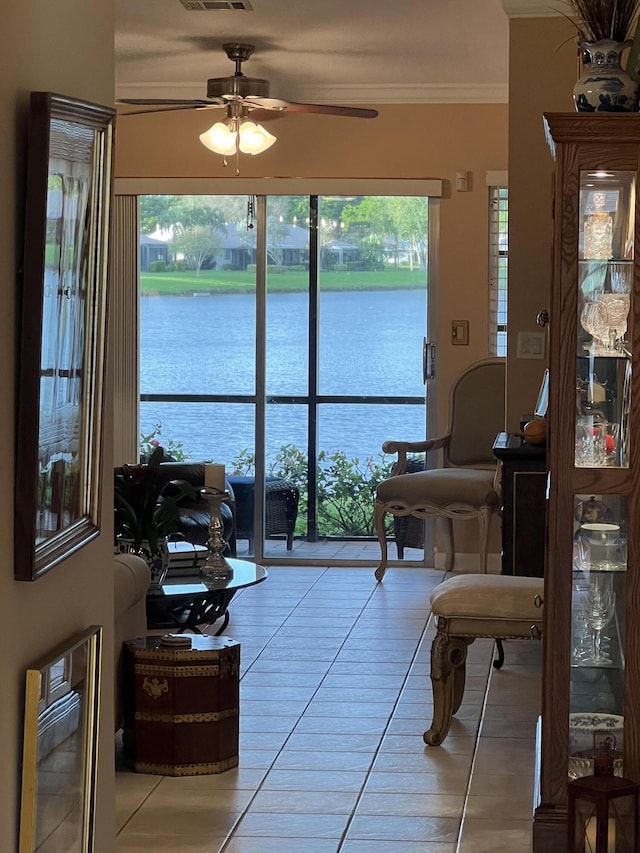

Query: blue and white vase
573 40 639 112
116 536 170 588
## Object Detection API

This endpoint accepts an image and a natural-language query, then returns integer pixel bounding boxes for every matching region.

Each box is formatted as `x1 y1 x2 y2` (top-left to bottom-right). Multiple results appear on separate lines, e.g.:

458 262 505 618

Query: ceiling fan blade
279 102 379 119
117 99 225 115
244 108 288 123
241 97 289 110
244 97 378 119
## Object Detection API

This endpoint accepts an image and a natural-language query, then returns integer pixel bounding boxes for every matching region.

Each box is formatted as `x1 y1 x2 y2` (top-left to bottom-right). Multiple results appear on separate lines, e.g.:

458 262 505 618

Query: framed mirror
15 92 115 580
19 626 102 853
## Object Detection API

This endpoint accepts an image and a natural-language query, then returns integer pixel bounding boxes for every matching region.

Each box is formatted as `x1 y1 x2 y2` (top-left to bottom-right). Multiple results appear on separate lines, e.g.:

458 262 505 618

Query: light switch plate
517 331 545 359
452 319 469 345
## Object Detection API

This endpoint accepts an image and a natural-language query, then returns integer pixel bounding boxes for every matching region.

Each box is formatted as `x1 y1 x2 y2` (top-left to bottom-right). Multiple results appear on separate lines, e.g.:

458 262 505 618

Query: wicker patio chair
227 476 300 550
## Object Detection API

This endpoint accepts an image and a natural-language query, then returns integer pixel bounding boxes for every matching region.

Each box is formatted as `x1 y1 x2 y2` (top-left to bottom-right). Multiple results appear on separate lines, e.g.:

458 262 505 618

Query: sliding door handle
423 339 436 384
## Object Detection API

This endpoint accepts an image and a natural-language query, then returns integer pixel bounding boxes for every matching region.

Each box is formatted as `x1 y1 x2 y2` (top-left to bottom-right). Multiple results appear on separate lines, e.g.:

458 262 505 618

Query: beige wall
506 16 576 430
1 2 116 850
115 103 509 561
0 4 593 845
115 103 509 434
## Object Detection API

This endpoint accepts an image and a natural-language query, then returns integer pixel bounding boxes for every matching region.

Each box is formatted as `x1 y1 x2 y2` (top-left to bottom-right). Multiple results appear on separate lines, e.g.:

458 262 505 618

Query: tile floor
116 563 542 852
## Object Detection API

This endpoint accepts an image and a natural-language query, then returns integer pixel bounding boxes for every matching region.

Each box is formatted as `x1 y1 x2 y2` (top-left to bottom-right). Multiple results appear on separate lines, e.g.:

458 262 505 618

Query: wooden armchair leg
477 508 492 574
374 500 390 582
441 517 455 572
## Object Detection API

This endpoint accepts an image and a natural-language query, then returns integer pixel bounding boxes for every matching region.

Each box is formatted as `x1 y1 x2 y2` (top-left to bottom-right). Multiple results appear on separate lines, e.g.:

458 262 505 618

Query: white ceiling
114 0 567 108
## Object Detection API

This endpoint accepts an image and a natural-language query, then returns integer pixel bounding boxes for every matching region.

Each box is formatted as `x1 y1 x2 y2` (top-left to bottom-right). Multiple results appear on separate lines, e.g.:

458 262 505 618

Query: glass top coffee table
146 558 267 635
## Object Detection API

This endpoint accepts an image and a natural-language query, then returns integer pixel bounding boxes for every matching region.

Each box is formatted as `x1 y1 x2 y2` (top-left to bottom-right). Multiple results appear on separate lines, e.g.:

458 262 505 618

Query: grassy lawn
140 268 425 295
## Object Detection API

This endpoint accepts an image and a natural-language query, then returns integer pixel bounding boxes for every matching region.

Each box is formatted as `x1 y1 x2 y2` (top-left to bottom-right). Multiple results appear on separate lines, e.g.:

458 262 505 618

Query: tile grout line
218 565 385 851
221 566 441 851
334 597 440 850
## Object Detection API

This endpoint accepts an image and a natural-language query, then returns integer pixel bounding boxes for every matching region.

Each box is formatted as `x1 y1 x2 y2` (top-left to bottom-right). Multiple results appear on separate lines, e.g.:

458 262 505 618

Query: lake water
140 289 428 468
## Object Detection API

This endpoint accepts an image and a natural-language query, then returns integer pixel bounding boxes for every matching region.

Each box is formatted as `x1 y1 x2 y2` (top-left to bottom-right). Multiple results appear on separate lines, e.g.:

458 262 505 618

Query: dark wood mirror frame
15 92 115 580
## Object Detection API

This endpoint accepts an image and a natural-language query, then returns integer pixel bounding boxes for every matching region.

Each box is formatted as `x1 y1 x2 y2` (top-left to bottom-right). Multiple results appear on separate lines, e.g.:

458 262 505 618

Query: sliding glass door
138 187 438 564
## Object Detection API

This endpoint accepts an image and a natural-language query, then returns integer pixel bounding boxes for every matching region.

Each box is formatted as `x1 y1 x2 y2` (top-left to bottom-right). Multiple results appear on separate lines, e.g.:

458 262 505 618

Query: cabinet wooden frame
14 92 115 580
534 112 640 853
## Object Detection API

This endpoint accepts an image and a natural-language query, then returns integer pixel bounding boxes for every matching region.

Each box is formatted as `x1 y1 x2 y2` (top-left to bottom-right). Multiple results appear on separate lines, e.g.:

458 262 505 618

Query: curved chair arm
382 435 450 475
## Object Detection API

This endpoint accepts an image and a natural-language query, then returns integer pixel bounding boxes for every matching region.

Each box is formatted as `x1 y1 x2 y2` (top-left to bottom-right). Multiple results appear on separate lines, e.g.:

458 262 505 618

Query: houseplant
114 446 197 584
567 0 640 111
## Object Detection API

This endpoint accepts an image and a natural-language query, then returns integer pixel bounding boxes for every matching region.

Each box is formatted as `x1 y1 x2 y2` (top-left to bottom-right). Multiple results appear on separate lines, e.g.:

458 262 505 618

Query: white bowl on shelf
568 712 624 780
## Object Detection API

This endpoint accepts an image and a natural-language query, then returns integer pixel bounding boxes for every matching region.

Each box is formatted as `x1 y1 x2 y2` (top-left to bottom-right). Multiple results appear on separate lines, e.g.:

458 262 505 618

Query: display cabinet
534 114 640 852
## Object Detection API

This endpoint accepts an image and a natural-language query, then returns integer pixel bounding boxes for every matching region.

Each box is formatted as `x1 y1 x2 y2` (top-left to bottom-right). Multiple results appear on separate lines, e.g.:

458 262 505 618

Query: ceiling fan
118 42 379 122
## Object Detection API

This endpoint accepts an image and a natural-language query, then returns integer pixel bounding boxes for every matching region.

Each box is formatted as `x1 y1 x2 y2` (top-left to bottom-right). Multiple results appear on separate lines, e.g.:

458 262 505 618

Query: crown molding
501 0 570 17
115 81 509 105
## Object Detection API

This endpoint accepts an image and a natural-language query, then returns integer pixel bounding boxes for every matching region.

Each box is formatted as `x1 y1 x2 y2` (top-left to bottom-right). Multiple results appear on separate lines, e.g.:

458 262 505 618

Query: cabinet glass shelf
570 494 627 779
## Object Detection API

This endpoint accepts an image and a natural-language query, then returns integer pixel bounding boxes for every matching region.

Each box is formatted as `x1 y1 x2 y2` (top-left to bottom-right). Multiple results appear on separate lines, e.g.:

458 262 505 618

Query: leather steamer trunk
122 635 240 775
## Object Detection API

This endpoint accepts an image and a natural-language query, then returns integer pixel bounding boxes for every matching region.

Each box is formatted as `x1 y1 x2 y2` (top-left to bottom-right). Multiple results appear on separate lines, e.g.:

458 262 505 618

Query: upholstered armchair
374 358 506 581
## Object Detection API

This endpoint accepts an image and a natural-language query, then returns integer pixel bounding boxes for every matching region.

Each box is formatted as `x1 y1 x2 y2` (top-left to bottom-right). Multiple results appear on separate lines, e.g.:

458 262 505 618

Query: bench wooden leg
423 631 472 746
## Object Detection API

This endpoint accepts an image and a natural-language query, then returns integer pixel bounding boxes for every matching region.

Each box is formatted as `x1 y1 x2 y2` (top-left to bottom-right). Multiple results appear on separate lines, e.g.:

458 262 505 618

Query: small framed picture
19 626 103 853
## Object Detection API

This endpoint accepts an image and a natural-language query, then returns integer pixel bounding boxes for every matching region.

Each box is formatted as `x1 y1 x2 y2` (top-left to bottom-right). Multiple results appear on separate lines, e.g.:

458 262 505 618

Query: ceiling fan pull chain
247 196 256 230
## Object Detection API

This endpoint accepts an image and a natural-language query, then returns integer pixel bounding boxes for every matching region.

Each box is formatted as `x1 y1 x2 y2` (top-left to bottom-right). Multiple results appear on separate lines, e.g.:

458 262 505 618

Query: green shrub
149 260 167 272
140 422 189 462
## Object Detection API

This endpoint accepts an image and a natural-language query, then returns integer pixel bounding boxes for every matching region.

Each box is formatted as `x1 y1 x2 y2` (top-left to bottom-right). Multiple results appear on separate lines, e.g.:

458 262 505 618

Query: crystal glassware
575 422 607 467
199 487 234 584
576 522 626 572
581 292 630 352
585 573 616 665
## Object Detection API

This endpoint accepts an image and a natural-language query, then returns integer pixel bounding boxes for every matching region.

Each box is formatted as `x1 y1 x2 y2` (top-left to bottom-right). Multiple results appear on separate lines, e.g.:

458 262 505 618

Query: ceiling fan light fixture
237 120 276 155
199 121 237 155
199 117 276 158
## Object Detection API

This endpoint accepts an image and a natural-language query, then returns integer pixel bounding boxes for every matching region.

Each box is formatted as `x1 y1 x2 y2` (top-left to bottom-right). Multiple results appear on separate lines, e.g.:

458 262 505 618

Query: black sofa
115 461 237 556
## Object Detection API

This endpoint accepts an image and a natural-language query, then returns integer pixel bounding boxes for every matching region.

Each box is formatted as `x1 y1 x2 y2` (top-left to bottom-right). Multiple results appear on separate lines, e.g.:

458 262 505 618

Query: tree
341 197 395 269
172 226 221 275
266 197 296 270
139 195 180 235
139 194 231 236
341 196 428 269
388 196 428 269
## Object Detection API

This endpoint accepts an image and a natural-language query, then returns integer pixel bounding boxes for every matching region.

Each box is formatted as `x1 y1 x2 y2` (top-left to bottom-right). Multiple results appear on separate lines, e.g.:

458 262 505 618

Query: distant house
207 223 310 270
321 239 360 268
140 234 169 271
140 224 365 273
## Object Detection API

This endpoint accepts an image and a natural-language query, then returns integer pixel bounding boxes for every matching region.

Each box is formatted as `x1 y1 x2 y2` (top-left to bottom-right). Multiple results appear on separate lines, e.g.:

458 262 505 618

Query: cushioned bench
424 573 544 746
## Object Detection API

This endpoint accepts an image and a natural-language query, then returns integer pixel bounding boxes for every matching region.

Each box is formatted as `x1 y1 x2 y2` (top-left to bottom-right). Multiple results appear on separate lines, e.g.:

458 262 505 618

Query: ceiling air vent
179 0 253 9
